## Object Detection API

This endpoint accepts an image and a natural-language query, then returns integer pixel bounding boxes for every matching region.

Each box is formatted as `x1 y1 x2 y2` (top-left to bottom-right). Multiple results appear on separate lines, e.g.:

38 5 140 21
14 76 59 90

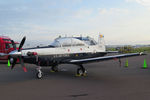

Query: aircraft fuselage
22 44 106 66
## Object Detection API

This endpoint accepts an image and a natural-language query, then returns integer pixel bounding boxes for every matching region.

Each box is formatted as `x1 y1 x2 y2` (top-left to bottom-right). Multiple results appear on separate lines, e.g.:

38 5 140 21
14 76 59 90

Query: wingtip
140 52 143 55
140 52 146 55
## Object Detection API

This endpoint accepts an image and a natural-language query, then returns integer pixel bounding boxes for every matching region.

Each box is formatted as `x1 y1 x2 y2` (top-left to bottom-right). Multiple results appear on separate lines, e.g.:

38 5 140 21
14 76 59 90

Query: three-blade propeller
8 36 27 72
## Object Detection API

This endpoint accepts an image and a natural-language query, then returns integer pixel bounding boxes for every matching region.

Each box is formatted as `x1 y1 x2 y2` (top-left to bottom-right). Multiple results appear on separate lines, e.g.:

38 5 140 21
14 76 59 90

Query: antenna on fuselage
98 33 105 45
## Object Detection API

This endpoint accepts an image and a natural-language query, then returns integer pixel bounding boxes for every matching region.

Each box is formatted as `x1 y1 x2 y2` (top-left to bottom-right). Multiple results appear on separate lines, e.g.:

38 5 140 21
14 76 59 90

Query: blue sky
0 0 150 45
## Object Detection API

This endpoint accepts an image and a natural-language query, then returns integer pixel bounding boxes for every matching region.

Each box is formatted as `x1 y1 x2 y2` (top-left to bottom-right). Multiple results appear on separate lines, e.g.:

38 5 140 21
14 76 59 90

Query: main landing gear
51 65 58 72
76 65 87 77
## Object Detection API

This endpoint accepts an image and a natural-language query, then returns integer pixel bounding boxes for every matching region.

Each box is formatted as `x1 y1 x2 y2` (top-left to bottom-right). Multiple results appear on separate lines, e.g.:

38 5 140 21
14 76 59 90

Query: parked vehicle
0 36 19 60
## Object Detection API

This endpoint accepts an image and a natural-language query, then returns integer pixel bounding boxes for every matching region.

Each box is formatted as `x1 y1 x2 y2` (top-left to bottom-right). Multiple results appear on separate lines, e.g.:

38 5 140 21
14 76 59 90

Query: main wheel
76 68 84 76
36 72 43 79
76 68 87 76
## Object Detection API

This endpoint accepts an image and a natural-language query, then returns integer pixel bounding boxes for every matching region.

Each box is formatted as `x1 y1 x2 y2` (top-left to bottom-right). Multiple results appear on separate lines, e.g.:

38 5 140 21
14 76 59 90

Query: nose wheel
76 65 87 77
36 66 43 79
36 71 43 79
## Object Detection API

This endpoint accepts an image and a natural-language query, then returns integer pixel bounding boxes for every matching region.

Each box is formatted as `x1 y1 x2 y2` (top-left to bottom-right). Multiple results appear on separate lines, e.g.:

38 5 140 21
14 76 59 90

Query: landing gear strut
76 65 87 76
51 65 58 72
36 66 43 79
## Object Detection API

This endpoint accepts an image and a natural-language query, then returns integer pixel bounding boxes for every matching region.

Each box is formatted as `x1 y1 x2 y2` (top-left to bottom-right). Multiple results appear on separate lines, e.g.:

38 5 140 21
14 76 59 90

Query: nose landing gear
36 66 43 79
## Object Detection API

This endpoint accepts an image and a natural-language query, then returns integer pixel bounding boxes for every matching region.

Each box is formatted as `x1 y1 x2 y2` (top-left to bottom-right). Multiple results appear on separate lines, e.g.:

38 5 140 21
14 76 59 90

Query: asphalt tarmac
0 54 150 100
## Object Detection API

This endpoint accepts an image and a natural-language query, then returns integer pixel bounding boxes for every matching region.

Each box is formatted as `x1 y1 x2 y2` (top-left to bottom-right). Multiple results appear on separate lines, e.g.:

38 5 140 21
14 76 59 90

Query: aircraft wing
69 52 144 64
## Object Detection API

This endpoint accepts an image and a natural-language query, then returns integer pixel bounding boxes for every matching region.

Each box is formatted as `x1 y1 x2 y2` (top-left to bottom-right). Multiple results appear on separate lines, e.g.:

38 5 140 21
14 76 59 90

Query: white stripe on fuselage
21 45 106 56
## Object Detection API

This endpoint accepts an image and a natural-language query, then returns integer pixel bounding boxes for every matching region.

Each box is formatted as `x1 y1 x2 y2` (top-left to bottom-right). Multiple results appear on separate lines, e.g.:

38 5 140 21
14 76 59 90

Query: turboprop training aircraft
0 35 144 79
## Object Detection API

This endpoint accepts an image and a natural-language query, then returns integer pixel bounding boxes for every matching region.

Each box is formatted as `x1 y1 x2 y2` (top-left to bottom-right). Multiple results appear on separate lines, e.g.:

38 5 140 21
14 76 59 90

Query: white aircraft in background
0 35 144 79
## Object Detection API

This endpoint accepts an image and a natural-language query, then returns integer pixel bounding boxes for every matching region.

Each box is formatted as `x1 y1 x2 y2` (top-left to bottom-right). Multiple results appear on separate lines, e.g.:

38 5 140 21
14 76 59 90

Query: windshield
5 43 12 49
75 37 97 45
51 37 85 47
3 39 11 42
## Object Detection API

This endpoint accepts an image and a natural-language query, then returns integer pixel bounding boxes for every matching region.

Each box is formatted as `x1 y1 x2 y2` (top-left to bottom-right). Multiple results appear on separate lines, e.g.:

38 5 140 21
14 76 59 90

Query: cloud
126 0 150 6
98 8 129 15
72 9 93 19
0 0 150 45
126 0 150 11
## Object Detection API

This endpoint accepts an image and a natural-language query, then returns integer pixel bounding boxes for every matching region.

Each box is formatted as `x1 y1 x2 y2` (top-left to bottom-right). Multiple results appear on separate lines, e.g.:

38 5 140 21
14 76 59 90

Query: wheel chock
50 70 55 73
82 73 87 77
75 74 81 77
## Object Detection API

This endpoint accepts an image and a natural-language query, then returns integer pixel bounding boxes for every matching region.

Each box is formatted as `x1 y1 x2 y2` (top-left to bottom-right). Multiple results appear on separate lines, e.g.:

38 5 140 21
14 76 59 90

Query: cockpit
50 37 97 47
75 37 97 45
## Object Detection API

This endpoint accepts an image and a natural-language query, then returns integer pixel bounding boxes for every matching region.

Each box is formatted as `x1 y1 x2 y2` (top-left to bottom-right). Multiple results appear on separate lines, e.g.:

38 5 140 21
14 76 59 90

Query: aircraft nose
9 50 21 56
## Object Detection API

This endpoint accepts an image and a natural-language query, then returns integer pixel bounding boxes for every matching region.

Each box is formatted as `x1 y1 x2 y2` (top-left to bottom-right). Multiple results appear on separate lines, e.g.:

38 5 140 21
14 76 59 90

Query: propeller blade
18 36 26 52
11 58 17 70
19 56 27 72
23 67 27 72
11 40 17 50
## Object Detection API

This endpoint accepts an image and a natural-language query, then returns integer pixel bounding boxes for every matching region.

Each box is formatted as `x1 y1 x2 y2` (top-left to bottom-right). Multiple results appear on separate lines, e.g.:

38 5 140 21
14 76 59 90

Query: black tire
77 68 84 76
36 72 43 79
77 67 87 76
